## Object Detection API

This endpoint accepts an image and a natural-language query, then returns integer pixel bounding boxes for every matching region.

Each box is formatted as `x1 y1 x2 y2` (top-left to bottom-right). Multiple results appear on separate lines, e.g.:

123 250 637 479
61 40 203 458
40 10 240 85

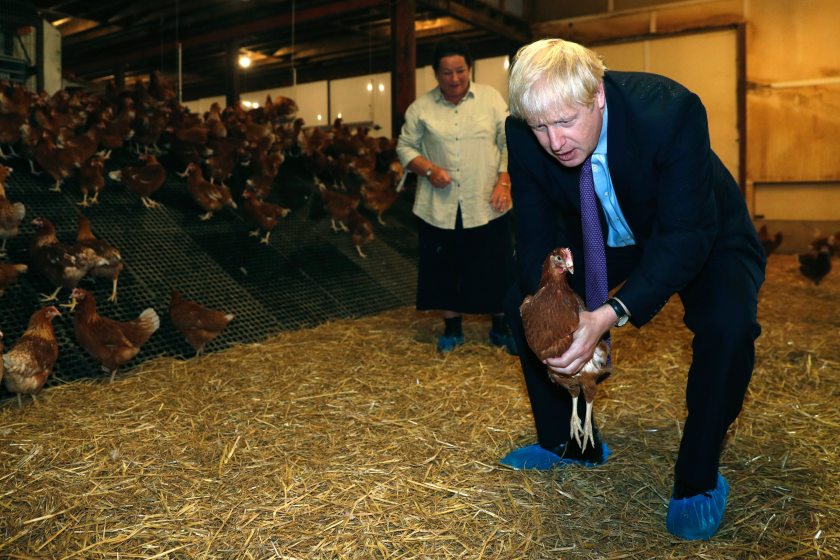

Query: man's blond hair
508 38 606 122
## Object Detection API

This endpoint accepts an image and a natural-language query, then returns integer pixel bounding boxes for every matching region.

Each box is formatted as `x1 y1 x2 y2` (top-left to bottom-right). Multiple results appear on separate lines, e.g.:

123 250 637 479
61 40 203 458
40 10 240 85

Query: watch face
616 315 629 327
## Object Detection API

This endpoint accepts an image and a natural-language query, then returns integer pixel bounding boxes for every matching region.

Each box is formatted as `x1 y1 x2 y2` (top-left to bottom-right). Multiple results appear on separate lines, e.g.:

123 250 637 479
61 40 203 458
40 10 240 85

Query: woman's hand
427 165 452 189
490 176 512 212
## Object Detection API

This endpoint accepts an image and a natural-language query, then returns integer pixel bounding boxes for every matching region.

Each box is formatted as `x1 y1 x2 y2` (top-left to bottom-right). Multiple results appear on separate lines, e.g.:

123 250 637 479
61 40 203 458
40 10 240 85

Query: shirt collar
433 83 474 105
595 101 608 156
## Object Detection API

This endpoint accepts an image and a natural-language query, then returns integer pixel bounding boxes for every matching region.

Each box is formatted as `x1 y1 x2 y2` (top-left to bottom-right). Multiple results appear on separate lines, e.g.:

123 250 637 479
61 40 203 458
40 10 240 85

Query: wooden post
390 0 416 138
226 40 241 109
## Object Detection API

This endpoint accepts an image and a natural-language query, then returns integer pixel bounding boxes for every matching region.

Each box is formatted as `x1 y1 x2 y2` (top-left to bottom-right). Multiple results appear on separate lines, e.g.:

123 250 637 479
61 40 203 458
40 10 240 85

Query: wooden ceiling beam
63 0 388 72
416 0 530 44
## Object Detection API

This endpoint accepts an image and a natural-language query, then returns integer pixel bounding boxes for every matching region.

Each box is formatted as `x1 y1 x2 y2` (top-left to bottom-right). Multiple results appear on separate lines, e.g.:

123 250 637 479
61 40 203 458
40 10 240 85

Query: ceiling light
239 55 252 68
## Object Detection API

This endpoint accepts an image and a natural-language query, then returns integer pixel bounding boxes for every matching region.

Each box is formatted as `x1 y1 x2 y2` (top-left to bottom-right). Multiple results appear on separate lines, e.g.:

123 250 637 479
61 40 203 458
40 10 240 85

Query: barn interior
0 0 838 558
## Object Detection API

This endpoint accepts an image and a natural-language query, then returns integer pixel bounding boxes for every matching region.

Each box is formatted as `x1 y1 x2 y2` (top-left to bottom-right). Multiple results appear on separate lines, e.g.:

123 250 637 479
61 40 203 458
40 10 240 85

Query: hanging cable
290 0 297 87
176 0 182 102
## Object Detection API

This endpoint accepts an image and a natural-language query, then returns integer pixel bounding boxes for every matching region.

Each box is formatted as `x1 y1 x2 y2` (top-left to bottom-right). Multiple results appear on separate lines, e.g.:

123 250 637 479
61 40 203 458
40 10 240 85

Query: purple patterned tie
579 155 609 313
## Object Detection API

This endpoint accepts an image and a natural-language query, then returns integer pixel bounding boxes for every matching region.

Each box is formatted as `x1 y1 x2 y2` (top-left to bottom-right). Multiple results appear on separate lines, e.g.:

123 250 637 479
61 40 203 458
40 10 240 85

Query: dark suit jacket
506 71 765 327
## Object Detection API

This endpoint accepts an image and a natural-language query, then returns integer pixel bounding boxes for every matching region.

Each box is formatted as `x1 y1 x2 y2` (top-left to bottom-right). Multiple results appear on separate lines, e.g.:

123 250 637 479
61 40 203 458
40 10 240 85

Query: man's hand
544 304 615 374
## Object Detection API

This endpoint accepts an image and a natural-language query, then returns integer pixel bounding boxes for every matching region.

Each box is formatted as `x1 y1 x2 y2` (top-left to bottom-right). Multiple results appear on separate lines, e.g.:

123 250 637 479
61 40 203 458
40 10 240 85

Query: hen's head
71 288 92 303
548 247 574 275
44 306 61 320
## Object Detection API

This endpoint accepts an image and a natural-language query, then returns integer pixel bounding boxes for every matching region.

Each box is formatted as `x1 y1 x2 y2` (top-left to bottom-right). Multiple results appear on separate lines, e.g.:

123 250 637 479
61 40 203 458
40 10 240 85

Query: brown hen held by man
520 247 611 451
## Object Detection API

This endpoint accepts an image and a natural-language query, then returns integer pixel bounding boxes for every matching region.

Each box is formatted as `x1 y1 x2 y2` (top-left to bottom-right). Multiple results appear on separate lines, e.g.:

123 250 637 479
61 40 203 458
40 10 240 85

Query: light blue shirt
592 103 635 247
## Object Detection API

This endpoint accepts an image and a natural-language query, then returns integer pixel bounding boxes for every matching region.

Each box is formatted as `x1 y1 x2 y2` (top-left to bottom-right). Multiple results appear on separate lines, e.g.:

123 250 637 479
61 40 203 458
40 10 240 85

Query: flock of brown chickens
2 72 405 254
2 160 236 404
758 224 838 285
0 68 409 405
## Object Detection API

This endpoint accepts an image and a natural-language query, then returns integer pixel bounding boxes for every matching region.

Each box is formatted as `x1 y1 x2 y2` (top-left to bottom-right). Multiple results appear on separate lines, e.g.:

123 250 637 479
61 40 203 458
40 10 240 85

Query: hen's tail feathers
13 202 25 221
139 308 161 333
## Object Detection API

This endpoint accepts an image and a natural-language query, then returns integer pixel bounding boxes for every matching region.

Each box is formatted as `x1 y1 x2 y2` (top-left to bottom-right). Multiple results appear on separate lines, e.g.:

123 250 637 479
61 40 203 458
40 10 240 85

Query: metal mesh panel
0 155 418 399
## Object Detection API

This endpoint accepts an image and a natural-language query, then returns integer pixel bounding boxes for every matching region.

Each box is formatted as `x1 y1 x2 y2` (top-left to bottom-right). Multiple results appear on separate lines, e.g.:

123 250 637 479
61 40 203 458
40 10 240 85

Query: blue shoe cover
489 329 518 355
499 442 611 470
666 473 730 540
436 334 464 353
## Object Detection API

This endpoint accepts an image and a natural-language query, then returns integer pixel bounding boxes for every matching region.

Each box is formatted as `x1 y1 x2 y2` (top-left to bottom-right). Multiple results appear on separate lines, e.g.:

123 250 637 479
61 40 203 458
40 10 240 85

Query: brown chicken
75 216 124 302
0 165 25 255
33 131 81 192
109 154 167 208
77 154 106 206
757 224 783 257
0 262 27 296
30 217 106 304
519 248 611 450
71 288 160 382
347 208 374 258
0 111 25 159
185 162 237 220
2 306 61 406
359 160 404 226
169 290 235 356
798 245 832 285
62 123 103 165
241 190 291 244
318 181 360 232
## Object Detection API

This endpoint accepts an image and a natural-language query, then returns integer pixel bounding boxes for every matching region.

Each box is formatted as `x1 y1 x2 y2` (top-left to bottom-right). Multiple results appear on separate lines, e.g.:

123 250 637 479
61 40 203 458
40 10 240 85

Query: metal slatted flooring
0 153 419 398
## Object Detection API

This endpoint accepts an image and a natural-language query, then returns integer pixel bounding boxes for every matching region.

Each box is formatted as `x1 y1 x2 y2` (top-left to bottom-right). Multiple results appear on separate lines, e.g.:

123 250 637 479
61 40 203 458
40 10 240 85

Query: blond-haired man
500 38 766 541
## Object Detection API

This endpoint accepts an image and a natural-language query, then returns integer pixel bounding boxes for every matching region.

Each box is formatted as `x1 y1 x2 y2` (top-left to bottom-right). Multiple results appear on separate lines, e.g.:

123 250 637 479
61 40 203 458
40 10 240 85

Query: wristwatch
606 297 629 327
425 166 434 177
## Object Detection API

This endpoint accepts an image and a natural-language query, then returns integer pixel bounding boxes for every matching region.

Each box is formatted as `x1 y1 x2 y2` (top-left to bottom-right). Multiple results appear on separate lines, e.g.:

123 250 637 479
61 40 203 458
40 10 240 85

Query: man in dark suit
500 38 766 540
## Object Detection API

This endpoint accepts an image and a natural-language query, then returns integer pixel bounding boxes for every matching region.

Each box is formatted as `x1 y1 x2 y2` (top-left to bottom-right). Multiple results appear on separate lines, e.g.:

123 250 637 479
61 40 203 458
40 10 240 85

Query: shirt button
604 192 608 196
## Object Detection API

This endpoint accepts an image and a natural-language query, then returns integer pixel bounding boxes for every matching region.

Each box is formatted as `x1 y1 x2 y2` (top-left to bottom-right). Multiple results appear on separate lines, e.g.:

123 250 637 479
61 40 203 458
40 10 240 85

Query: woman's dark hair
432 39 473 72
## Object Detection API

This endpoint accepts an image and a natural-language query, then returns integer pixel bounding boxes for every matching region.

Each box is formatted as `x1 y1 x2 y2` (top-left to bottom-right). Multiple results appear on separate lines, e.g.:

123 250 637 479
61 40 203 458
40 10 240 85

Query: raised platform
0 153 419 395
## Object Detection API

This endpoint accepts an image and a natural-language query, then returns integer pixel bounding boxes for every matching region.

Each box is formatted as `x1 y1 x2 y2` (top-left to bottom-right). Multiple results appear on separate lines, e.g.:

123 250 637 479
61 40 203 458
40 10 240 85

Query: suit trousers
505 247 763 491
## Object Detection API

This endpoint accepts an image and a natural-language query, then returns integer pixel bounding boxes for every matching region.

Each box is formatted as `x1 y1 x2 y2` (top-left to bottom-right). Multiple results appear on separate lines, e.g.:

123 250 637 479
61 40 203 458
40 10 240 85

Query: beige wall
532 0 840 223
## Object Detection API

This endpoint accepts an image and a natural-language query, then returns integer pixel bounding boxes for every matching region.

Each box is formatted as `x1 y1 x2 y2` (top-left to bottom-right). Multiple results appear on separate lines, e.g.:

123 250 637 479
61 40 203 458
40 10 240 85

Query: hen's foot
581 402 595 452
39 287 62 303
569 396 584 448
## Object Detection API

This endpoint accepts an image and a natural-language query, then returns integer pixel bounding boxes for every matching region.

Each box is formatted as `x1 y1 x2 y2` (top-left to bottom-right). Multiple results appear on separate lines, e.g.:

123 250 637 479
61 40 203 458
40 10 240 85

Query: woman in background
397 38 516 354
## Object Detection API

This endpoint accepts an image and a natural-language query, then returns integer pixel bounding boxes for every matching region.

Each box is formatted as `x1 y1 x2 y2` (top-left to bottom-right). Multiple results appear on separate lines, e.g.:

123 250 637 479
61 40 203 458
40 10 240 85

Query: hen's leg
109 278 119 303
581 401 594 452
569 395 583 448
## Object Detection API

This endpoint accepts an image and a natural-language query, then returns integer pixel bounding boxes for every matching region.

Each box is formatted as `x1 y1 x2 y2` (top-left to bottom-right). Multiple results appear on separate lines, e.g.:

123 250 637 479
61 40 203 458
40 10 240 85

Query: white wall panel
594 29 739 181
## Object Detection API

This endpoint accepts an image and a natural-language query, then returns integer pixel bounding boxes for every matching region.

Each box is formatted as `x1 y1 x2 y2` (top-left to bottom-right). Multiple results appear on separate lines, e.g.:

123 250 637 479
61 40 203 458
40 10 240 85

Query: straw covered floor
1 254 838 559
